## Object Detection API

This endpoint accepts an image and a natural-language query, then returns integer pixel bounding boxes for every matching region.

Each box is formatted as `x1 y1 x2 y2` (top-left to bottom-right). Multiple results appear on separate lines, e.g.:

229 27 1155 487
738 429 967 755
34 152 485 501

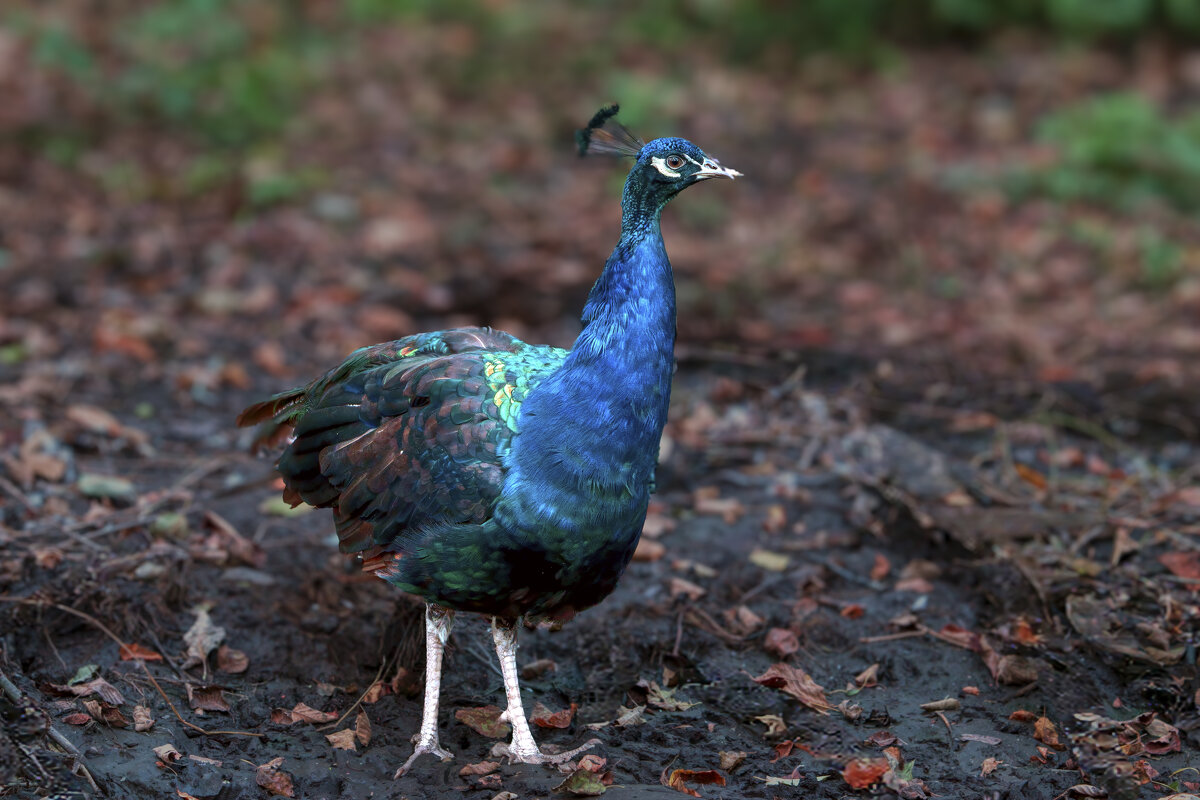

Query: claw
394 740 454 778
494 737 602 771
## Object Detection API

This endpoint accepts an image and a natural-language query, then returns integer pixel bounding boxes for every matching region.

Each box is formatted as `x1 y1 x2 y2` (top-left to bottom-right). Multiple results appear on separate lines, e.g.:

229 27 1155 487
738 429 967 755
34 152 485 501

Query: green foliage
1018 93 1200 213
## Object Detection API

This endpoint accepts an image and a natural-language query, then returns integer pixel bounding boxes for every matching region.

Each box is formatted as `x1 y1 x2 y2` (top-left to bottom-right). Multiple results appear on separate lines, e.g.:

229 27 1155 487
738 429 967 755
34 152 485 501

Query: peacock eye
665 154 685 170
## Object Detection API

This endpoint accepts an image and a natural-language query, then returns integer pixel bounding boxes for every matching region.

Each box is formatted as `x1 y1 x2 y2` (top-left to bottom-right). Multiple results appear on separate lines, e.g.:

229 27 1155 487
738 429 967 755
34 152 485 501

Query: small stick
859 630 926 644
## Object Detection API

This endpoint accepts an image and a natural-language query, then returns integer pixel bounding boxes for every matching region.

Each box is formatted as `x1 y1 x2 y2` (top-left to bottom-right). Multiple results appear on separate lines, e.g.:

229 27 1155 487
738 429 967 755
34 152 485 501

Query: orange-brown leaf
842 757 889 789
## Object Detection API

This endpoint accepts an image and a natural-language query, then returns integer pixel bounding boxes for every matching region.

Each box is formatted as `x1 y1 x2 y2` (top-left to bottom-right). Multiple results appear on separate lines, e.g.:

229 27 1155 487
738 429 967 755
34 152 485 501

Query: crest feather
576 104 644 159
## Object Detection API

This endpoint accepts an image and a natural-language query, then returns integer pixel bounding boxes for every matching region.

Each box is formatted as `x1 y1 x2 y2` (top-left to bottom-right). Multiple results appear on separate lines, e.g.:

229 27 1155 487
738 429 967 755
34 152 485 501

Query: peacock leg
490 617 601 765
394 603 456 778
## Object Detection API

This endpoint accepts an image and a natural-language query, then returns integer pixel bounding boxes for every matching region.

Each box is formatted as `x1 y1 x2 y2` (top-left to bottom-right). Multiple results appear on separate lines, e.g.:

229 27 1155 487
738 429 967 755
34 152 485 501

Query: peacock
237 106 740 777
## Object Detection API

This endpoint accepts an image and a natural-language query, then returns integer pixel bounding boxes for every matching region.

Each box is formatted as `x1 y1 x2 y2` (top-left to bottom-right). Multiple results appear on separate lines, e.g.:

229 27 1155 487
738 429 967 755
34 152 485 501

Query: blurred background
1 0 1198 437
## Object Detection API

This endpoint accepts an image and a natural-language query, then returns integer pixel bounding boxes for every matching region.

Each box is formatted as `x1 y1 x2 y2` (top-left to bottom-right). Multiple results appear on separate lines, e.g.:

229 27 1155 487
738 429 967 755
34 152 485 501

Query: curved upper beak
693 157 742 181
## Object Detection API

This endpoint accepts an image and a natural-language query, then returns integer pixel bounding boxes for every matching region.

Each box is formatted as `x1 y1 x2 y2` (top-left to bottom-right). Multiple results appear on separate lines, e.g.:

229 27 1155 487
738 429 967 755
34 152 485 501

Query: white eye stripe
651 156 681 178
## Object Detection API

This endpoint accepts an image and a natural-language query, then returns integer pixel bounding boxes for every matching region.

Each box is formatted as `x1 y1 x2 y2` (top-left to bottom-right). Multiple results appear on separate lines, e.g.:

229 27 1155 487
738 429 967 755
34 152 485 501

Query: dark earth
2 7 1200 800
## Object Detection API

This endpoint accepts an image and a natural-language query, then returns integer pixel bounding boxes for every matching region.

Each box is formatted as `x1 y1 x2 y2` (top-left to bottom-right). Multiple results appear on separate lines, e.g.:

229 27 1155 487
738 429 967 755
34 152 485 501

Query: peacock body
239 106 738 775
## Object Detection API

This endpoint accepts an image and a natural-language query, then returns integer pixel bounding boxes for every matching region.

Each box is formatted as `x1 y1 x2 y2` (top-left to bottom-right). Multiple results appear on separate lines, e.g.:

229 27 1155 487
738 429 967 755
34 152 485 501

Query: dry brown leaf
152 744 182 763
181 607 226 669
980 756 1002 776
718 751 746 772
665 769 726 797
870 553 891 582
842 757 889 789
920 698 960 712
668 577 706 601
1033 716 1065 750
187 685 230 713
459 760 501 776
752 663 831 714
633 538 665 562
215 645 248 674
1009 710 1037 722
531 701 577 728
132 705 154 732
271 702 338 725
119 643 163 662
763 628 799 658
255 757 295 797
754 714 787 737
854 663 880 688
326 729 357 751
355 709 371 747
455 706 511 738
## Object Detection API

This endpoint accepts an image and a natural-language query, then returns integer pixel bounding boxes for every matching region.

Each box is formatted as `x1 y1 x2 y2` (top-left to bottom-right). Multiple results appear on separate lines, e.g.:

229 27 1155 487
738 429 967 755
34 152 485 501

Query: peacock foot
394 739 454 778
493 737 602 770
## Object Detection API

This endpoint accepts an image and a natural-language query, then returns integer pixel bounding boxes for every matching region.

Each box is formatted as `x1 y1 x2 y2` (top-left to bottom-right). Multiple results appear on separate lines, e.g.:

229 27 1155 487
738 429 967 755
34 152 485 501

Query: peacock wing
239 327 566 557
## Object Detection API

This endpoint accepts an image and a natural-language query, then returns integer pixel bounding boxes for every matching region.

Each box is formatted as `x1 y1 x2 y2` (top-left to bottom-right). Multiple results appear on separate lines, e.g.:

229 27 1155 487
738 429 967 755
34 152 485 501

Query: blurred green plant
1011 93 1200 213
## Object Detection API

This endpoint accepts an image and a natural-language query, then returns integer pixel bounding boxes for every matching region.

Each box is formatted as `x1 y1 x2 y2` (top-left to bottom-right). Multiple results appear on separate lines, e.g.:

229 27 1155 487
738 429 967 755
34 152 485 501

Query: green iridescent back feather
238 327 567 557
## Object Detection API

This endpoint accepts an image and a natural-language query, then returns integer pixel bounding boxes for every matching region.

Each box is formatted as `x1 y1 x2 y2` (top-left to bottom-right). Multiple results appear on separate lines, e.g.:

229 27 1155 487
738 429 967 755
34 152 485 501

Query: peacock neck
567 211 676 373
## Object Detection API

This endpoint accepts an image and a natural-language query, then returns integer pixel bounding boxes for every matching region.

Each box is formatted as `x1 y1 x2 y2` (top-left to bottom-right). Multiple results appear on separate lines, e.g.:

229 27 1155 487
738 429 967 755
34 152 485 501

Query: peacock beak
693 157 742 181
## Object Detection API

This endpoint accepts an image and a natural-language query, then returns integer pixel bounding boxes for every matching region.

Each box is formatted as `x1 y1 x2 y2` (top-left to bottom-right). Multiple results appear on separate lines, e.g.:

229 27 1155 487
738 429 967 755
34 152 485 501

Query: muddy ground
2 10 1200 800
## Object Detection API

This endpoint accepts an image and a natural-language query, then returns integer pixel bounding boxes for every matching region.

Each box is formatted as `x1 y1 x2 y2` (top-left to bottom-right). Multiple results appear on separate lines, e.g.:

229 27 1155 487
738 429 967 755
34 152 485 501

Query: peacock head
577 105 740 214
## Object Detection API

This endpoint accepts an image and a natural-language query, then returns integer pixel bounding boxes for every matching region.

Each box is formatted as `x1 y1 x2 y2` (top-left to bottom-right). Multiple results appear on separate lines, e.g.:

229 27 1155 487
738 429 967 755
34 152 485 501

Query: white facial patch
651 156 681 178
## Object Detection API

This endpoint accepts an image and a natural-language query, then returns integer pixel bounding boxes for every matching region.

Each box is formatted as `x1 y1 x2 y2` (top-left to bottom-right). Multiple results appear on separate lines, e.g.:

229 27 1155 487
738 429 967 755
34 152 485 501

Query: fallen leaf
633 538 665 562
840 604 865 619
668 577 706 601
577 755 607 772
326 729 356 751
920 698 960 712
531 701 577 728
1159 551 1200 581
133 705 154 732
718 751 746 771
754 714 787 737
152 744 182 762
763 504 787 533
771 739 794 762
62 712 92 725
962 686 980 696
216 645 248 674
361 681 389 704
753 663 831 714
724 605 764 636
187 685 230 713
748 548 790 572
456 706 511 738
936 624 982 651
979 756 1002 776
1009 710 1037 722
119 643 163 662
764 628 799 658
842 757 889 789
865 730 902 747
556 768 607 796
1063 786 1107 798
460 760 501 776
1034 716 1065 750
520 658 557 679
271 702 338 725
181 607 226 669
646 683 698 712
854 663 881 688
77 473 136 503
256 757 295 797
665 769 726 797
203 511 266 568
355 710 371 747
961 733 1000 745
870 553 891 582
